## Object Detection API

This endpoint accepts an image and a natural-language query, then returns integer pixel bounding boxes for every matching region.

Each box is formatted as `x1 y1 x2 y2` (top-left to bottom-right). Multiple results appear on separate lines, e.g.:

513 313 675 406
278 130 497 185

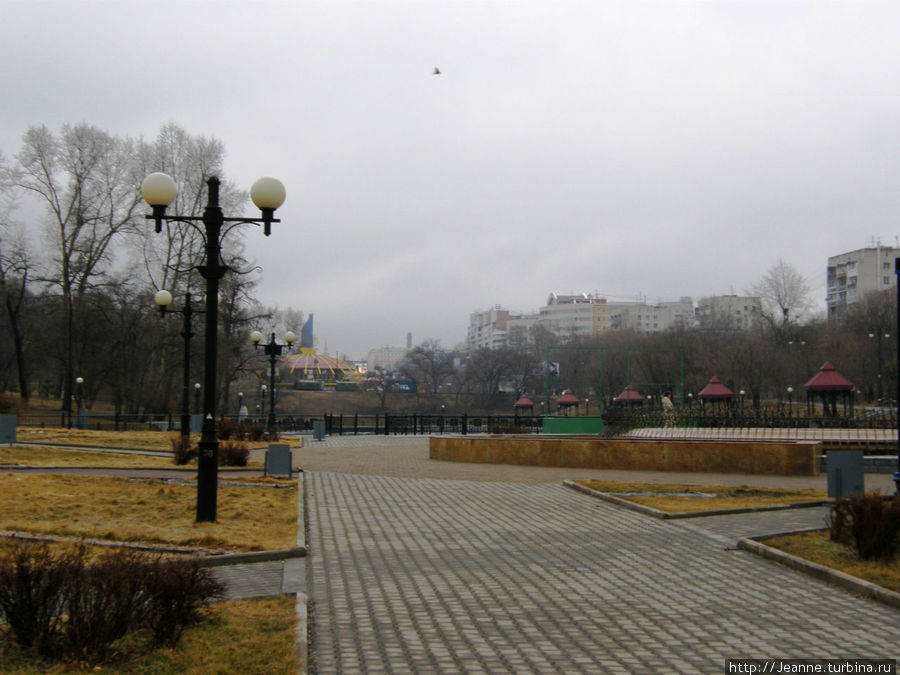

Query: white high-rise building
827 244 899 318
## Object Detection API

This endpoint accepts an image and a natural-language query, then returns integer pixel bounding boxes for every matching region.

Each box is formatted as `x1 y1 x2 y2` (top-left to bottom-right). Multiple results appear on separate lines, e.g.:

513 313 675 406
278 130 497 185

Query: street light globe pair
250 330 296 346
141 172 286 236
141 173 285 214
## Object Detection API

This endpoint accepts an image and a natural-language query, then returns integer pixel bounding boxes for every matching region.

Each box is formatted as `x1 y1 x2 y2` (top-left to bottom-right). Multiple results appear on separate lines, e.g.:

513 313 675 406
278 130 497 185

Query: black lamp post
787 386 793 417
194 383 201 417
237 391 244 417
894 258 900 495
75 377 85 429
868 329 890 403
142 172 286 523
252 330 296 434
260 384 267 420
155 290 199 451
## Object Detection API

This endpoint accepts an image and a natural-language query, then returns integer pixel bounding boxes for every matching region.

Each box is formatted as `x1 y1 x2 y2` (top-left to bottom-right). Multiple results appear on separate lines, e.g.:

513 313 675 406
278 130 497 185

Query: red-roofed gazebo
514 396 534 415
804 361 855 416
613 385 644 407
698 376 733 404
557 390 579 415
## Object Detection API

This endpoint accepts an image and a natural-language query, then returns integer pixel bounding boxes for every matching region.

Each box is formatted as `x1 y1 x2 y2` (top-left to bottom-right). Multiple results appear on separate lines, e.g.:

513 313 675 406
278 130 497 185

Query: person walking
661 391 675 428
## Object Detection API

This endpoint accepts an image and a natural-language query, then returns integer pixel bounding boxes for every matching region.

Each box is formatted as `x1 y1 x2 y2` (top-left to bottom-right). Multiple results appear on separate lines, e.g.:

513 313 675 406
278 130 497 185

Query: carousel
282 348 362 383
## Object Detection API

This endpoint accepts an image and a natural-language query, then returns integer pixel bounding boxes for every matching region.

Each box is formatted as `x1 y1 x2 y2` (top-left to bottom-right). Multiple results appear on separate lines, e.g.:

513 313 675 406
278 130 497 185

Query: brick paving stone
307 471 899 674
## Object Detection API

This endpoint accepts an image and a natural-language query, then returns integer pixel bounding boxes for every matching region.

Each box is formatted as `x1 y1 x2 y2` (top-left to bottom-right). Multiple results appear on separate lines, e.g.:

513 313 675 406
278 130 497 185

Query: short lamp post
260 384 267 420
155 290 197 451
786 386 793 416
894 258 900 495
194 383 201 416
252 330 296 434
739 389 745 412
75 377 85 429
237 391 244 417
869 329 890 403
142 172 286 523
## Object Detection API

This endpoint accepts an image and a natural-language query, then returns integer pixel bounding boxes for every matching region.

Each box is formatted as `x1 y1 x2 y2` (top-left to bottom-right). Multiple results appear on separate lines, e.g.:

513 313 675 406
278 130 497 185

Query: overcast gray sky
2 1 899 360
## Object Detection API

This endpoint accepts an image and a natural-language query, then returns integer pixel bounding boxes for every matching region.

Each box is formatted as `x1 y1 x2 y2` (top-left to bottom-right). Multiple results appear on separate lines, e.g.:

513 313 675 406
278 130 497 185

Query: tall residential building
539 293 610 336
466 306 512 351
606 297 695 333
827 245 899 318
697 295 762 330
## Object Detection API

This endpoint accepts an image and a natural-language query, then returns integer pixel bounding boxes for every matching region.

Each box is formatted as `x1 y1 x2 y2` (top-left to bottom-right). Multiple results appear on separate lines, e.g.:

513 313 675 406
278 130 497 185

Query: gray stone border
564 480 900 611
563 480 830 519
738 535 900 610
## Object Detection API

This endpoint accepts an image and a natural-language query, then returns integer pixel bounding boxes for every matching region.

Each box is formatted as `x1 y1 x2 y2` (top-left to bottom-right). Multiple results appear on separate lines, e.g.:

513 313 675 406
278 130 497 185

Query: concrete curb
737 535 900 610
198 547 307 567
563 480 830 519
296 469 309 675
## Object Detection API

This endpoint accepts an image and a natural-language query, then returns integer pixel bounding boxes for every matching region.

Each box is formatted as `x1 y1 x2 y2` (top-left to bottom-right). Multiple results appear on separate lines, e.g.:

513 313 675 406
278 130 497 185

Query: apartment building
538 293 610 336
827 245 899 318
697 295 762 330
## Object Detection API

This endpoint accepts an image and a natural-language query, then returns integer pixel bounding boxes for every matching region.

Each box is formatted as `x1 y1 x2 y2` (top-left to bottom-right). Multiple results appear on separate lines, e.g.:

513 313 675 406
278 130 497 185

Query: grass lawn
1 430 302 671
16 426 273 451
0 444 184 468
764 530 900 593
0 595 300 674
574 479 827 513
0 474 297 551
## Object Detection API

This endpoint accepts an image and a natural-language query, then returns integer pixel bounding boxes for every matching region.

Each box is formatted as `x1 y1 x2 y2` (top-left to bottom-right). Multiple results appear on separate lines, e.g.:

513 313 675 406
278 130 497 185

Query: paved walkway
7 435 898 673
297 436 898 674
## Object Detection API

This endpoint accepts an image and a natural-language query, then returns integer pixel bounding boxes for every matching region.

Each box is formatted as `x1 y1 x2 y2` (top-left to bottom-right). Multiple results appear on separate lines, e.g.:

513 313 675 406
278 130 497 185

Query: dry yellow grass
764 530 900 593
0 595 300 674
575 480 826 513
16 427 271 451
0 444 180 468
17 427 191 450
0 474 297 551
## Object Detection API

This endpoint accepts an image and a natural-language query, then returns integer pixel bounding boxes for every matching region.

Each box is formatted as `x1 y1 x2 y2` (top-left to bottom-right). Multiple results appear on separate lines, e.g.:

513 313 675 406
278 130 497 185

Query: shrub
217 418 239 441
60 547 149 662
140 557 225 647
169 434 197 465
827 493 900 561
219 440 250 467
0 542 71 655
247 424 266 442
0 542 225 662
0 393 20 414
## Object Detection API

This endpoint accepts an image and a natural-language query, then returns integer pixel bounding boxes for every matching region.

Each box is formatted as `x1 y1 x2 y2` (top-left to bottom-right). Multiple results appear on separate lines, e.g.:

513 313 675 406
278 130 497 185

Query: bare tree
12 124 144 419
400 339 453 395
749 259 813 335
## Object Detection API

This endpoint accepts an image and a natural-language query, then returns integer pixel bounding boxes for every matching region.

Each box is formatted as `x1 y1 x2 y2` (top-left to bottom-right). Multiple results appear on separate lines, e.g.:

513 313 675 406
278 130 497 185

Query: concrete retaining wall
429 435 821 476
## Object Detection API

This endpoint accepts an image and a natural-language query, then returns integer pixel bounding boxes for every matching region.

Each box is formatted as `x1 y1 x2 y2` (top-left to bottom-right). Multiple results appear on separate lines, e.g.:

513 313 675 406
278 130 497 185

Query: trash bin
313 420 326 441
826 450 864 498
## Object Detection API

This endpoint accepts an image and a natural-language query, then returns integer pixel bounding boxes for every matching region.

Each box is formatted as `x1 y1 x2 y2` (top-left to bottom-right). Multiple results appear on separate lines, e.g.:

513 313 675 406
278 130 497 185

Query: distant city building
827 244 900 318
697 295 762 330
539 293 609 336
467 306 512 351
366 345 408 372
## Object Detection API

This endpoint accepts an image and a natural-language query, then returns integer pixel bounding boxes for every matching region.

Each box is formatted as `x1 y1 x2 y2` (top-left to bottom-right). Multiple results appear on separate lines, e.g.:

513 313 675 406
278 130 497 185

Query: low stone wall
429 435 821 476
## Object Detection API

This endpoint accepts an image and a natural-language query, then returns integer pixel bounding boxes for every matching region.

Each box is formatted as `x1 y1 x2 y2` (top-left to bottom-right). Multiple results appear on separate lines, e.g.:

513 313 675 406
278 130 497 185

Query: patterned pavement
301 440 898 674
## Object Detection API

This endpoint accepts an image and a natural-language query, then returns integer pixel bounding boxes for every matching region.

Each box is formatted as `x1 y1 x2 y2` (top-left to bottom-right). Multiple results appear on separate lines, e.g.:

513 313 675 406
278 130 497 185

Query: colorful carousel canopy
282 348 360 381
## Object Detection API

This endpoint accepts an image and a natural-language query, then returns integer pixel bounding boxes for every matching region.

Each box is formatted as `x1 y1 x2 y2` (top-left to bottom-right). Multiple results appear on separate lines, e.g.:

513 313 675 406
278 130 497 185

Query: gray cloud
2 1 899 358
